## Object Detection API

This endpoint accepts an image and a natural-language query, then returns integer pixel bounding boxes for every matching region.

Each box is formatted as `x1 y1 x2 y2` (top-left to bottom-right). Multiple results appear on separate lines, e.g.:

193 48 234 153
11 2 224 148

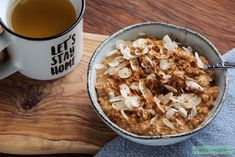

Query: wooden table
1 0 234 156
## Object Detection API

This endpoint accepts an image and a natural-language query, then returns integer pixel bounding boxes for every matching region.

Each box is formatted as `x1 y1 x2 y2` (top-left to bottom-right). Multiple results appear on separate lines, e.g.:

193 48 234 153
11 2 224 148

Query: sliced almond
137 107 145 117
116 39 126 50
106 49 118 57
150 115 157 125
133 38 146 48
108 67 119 75
157 71 172 83
176 119 183 126
146 73 157 81
130 82 140 91
171 93 201 108
186 80 204 92
122 47 137 60
153 96 165 113
120 84 131 98
142 56 154 67
182 46 193 53
120 109 129 120
118 67 132 79
162 118 174 129
108 60 120 67
130 59 140 71
129 95 141 107
158 92 173 105
139 79 154 104
188 106 197 119
108 91 115 99
195 52 205 69
166 108 177 119
164 85 178 93
178 107 187 118
163 35 178 52
109 95 124 103
159 60 170 70
143 46 150 54
114 56 125 62
112 101 132 111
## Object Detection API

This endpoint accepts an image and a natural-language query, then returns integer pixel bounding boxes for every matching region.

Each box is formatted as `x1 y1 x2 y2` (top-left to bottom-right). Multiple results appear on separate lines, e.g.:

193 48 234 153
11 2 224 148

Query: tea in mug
10 0 77 38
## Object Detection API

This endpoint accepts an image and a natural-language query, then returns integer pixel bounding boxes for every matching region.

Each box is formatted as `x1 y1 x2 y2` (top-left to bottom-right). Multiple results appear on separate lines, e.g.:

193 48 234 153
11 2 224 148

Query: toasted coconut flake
116 39 126 50
162 118 174 129
108 60 120 67
108 67 119 75
188 106 197 119
95 64 105 70
120 84 131 98
139 79 154 104
158 92 173 105
186 80 204 92
133 38 146 48
176 119 183 126
150 115 157 124
118 67 132 79
106 49 118 57
121 109 129 120
166 108 177 119
159 60 170 70
130 82 140 91
154 96 165 113
182 46 193 53
164 85 178 93
195 52 205 69
109 95 124 102
163 35 178 52
178 107 187 118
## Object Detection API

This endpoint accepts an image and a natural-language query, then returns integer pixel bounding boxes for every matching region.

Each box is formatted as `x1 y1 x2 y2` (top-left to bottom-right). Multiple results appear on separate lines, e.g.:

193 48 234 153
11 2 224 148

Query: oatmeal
95 34 219 136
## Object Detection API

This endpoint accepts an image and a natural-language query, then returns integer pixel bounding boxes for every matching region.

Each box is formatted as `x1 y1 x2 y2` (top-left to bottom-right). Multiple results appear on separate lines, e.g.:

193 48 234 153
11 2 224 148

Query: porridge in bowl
95 34 219 136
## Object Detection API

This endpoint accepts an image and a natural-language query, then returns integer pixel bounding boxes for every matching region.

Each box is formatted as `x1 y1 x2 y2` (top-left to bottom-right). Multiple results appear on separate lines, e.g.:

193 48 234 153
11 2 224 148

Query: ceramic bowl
87 22 228 145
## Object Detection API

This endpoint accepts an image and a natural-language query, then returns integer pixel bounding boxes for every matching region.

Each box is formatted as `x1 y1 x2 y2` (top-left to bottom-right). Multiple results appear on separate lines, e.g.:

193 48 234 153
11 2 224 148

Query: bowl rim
87 22 228 140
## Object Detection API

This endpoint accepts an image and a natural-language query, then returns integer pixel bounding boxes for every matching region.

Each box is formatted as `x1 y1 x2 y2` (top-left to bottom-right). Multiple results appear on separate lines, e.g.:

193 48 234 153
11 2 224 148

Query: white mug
0 0 85 80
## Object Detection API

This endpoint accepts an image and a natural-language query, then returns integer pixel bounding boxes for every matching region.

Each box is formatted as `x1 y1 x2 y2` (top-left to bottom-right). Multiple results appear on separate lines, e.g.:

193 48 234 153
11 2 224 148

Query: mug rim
87 22 228 140
0 0 85 41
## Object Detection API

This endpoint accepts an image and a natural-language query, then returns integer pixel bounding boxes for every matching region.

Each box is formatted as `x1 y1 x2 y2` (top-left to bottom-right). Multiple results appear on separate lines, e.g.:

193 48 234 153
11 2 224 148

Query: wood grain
0 0 234 156
0 33 115 155
84 0 235 54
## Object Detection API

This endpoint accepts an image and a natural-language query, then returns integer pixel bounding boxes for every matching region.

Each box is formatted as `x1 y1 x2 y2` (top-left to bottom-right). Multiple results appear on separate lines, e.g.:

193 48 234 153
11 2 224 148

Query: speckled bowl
87 22 228 145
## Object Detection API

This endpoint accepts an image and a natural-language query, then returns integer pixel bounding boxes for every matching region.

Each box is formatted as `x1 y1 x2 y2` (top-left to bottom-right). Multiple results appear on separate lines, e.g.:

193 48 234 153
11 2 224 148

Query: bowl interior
88 22 227 138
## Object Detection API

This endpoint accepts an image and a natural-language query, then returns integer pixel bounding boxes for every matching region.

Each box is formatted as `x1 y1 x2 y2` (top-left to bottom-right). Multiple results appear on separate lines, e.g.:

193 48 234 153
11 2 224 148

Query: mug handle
0 30 18 79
